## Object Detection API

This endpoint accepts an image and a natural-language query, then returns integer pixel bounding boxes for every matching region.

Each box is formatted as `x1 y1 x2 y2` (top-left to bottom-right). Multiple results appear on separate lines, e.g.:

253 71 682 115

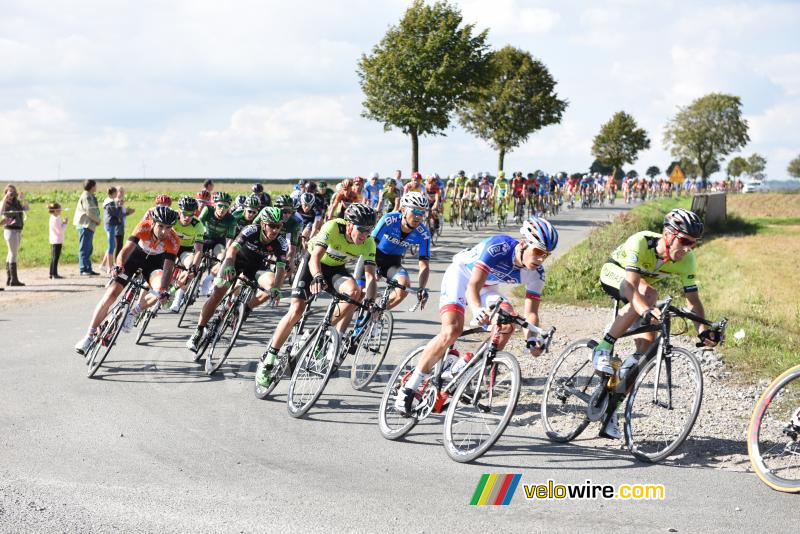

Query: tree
789 154 800 179
726 156 749 179
458 46 567 171
627 169 639 179
357 0 489 171
747 153 767 181
591 111 651 181
590 159 613 175
663 92 750 180
646 166 660 179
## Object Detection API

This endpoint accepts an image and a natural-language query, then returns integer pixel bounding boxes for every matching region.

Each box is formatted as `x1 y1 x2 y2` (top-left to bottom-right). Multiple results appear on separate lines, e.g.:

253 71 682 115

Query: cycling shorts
203 236 226 257
113 249 167 287
290 255 353 301
438 262 503 315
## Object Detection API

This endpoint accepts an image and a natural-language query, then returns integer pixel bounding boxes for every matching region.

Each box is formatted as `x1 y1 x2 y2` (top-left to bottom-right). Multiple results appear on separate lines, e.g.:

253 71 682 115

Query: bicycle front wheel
443 352 521 463
287 325 340 418
540 339 599 442
624 347 703 463
351 310 394 390
87 304 128 378
254 323 314 400
178 274 201 328
205 301 244 375
378 345 427 440
747 365 800 493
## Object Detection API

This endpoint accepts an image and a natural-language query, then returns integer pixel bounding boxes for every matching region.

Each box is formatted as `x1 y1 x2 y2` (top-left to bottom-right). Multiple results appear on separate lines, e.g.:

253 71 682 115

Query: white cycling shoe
74 335 94 355
592 346 614 374
599 411 621 440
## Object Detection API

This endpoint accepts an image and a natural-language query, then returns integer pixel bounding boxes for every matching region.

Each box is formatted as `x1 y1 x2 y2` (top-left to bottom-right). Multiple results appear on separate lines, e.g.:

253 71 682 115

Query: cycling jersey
281 215 301 247
331 190 362 217
381 187 399 211
424 183 441 205
128 219 181 259
232 209 258 233
495 179 509 197
511 178 526 196
363 183 382 208
371 212 431 260
309 218 376 268
295 206 322 230
173 218 207 249
198 206 237 241
233 224 289 270
454 176 468 191
600 230 698 293
403 181 424 195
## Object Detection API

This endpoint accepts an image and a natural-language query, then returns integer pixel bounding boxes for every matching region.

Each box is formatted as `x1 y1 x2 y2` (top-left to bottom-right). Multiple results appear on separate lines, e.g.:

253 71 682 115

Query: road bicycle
135 264 189 343
194 273 278 375
448 199 460 228
748 364 800 493
84 271 159 378
378 299 555 463
177 251 220 328
512 195 525 225
541 296 727 462
462 200 478 232
496 198 507 229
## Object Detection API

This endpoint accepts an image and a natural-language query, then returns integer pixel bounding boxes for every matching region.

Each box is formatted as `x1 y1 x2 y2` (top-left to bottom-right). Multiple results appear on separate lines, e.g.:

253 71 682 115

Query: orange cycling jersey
425 183 441 201
334 189 362 207
404 182 424 195
130 219 181 257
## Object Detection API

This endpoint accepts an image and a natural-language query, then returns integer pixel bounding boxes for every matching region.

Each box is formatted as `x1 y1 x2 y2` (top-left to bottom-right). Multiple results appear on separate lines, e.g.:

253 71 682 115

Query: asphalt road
0 203 793 533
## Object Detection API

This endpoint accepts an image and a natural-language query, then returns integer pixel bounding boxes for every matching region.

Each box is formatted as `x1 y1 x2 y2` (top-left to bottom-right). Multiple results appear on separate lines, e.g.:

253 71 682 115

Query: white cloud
461 0 559 35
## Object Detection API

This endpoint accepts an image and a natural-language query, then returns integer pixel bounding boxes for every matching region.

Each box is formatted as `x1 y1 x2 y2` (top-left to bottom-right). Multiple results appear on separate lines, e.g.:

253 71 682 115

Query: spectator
101 186 123 273
73 179 101 276
1 183 29 286
203 179 215 194
115 187 135 254
48 202 68 279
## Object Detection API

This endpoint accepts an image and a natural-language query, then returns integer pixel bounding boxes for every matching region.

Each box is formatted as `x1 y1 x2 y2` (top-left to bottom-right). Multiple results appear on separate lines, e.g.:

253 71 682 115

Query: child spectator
48 202 68 279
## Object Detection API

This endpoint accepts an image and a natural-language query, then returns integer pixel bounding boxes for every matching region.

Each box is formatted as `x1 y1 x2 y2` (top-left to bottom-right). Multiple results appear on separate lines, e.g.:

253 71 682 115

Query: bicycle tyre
205 300 244 375
443 352 521 463
540 338 599 442
135 304 157 345
178 273 201 328
287 325 340 418
378 345 427 440
624 347 703 463
254 323 315 399
350 310 394 390
87 304 129 378
747 364 800 493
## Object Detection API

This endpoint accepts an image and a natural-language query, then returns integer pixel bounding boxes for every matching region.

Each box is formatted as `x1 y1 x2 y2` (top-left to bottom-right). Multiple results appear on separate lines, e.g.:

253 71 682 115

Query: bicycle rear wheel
205 300 245 375
287 325 340 418
443 352 521 463
540 339 599 442
178 273 201 328
747 365 800 493
351 310 394 390
87 304 128 378
624 347 703 462
378 345 428 440
254 323 314 399
135 304 158 345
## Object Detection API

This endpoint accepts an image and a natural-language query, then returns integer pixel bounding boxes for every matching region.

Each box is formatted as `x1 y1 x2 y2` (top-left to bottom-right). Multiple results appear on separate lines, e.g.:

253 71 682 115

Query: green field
2 181 294 269
530 193 800 380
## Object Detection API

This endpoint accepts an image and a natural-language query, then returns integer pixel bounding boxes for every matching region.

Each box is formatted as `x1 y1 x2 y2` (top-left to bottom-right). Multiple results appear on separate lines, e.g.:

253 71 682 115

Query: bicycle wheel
87 304 129 378
178 273 201 328
624 347 703 462
443 352 521 463
254 323 315 399
540 339 599 442
449 203 457 227
747 365 800 493
351 310 394 390
287 325 340 418
205 300 245 375
378 345 427 440
135 304 158 345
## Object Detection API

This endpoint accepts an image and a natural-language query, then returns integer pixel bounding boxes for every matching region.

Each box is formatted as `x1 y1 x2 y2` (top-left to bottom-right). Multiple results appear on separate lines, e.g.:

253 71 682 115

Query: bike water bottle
449 351 474 377
441 348 460 379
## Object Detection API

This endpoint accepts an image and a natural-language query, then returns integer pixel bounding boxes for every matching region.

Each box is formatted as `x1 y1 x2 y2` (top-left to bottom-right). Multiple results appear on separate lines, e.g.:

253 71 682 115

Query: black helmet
213 191 232 205
344 203 376 227
245 194 262 210
299 192 316 207
274 194 294 210
177 195 198 213
252 183 264 193
663 208 704 238
151 206 178 226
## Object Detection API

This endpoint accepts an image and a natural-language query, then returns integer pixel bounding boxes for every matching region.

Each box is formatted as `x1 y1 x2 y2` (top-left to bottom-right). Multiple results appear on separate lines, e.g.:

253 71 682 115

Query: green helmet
213 191 232 205
245 194 261 210
274 195 294 209
257 207 283 224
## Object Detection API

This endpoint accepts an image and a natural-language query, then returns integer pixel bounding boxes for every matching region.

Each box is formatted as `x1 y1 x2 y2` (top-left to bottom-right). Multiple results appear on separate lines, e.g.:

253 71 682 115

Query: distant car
742 181 768 193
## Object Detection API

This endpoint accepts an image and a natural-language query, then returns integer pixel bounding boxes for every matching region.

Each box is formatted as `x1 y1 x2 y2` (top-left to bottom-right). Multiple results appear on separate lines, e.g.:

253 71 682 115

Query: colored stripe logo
470 474 522 505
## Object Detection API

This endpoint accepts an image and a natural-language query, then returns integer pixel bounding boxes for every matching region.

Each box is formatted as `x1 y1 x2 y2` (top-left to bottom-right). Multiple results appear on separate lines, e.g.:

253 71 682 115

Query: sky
0 0 797 181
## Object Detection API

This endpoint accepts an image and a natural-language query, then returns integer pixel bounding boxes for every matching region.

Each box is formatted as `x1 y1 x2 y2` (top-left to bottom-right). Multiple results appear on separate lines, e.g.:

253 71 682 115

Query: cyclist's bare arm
622 271 659 320
417 259 430 292
364 263 378 300
684 290 711 338
466 268 490 323
114 240 137 270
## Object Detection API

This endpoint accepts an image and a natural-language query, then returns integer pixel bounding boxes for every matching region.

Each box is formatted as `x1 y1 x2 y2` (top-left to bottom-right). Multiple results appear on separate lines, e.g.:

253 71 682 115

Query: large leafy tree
357 0 489 171
646 166 660 178
726 156 749 179
590 159 613 175
663 93 750 180
789 154 800 179
591 111 651 180
747 153 767 181
457 46 567 171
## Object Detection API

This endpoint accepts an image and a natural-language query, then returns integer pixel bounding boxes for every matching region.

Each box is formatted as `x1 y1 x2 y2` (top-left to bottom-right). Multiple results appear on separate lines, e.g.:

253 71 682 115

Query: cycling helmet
663 208 704 238
340 178 353 190
400 192 429 210
155 194 172 206
274 194 294 210
411 171 423 181
257 206 283 225
498 170 506 178
426 174 436 182
470 173 477 180
318 181 328 188
213 192 232 205
305 181 318 193
521 216 559 252
458 170 466 177
353 176 365 185
252 183 264 193
151 206 179 226
299 192 316 207
244 194 261 210
370 172 380 179
196 190 212 202
177 195 198 212
386 178 396 187
344 203 376 227
234 194 248 209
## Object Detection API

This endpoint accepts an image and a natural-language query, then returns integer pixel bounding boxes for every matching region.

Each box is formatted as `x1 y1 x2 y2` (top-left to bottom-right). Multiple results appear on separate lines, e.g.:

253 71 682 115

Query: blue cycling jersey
364 183 382 208
371 211 431 260
454 235 545 299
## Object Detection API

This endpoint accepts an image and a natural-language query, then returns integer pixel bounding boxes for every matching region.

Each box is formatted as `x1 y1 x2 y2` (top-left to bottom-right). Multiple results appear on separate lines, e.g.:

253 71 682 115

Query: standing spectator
203 179 215 195
48 202 68 279
393 169 403 189
115 187 136 254
73 179 101 276
101 186 123 273
1 184 29 286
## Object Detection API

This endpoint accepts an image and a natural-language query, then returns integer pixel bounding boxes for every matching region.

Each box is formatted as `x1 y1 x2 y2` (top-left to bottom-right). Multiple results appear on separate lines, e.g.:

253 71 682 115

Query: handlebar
467 297 557 353
654 296 728 347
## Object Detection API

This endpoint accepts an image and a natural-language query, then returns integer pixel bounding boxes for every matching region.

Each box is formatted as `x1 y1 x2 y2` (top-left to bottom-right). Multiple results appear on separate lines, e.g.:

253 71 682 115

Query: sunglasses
216 204 230 210
264 222 283 230
530 246 550 258
245 209 259 216
354 225 373 234
410 208 426 217
181 210 194 216
674 234 697 248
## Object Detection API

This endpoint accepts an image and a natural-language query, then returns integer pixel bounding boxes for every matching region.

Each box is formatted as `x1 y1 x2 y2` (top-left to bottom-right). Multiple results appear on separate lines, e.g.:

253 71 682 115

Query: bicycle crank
586 386 609 422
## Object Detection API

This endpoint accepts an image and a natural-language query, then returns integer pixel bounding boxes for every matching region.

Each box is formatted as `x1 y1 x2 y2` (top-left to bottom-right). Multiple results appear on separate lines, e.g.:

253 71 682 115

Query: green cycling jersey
198 206 237 240
174 218 207 248
281 215 301 247
309 218 376 268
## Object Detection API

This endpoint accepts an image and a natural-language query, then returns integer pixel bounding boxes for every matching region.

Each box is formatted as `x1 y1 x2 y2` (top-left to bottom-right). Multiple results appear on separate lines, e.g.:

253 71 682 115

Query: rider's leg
197 280 228 327
248 271 276 309
331 277 362 335
414 310 464 376
87 282 126 331
386 269 410 310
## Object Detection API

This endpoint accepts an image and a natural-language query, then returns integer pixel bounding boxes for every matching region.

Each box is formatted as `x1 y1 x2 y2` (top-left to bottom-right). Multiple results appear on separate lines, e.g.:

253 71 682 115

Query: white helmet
470 173 477 180
370 171 380 179
400 192 429 210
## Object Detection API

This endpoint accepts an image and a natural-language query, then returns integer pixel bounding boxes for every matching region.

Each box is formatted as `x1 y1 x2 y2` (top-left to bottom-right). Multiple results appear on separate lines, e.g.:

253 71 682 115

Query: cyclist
591 208 719 438
328 179 362 220
395 216 559 415
317 181 334 213
233 195 262 233
403 172 425 195
463 176 479 215
197 192 238 296
186 207 289 352
295 192 323 240
169 196 207 312
364 172 382 209
275 195 302 278
493 171 510 213
142 194 172 221
511 172 526 216
74 207 180 354
251 183 272 208
378 178 401 214
478 174 493 212
255 203 378 387
195 190 213 216
424 175 442 231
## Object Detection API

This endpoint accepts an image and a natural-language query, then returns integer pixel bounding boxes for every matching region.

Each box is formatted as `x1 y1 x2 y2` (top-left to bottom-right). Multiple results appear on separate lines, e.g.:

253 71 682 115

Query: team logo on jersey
628 252 638 264
487 242 510 257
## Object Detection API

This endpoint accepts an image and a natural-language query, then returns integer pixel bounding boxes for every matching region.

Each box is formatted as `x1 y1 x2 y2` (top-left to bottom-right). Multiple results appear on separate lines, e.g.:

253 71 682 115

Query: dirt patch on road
0 266 107 308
